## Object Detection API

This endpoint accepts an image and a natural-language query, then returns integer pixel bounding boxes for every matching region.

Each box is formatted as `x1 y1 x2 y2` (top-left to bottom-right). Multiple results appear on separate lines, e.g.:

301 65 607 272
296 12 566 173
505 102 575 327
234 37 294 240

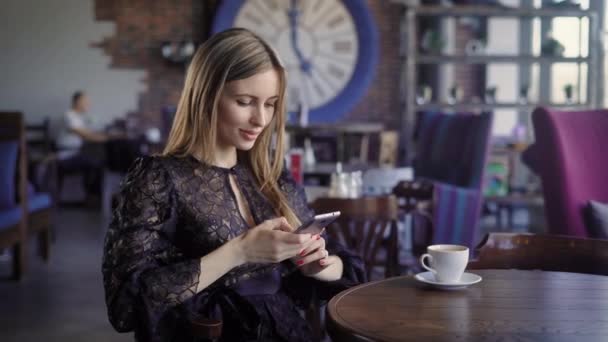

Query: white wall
0 0 146 128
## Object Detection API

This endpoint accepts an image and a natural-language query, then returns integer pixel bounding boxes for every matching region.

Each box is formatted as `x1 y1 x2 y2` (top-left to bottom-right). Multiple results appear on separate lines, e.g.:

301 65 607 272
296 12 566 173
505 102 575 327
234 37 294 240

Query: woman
102 28 366 341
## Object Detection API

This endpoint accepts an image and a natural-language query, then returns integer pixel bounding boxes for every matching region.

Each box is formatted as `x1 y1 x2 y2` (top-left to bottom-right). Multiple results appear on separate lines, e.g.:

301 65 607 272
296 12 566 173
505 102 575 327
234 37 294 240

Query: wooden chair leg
12 242 26 280
38 229 51 261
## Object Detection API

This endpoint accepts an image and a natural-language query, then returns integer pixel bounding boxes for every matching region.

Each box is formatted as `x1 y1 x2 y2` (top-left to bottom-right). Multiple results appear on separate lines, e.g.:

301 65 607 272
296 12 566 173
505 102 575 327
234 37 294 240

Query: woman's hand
232 217 312 265
294 235 340 277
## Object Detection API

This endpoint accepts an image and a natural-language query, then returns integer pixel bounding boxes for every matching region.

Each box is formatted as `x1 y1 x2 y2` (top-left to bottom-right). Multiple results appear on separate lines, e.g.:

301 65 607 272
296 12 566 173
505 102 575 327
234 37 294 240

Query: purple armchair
523 107 608 238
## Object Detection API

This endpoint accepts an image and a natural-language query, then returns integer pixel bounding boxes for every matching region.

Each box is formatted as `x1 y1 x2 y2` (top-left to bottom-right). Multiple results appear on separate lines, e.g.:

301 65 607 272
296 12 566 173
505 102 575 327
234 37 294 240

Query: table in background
327 269 608 342
303 162 375 186
484 194 544 231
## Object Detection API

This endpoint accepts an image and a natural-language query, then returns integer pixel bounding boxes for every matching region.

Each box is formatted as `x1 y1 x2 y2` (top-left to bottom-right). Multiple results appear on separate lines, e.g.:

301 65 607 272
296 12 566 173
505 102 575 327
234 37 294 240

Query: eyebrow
233 93 279 100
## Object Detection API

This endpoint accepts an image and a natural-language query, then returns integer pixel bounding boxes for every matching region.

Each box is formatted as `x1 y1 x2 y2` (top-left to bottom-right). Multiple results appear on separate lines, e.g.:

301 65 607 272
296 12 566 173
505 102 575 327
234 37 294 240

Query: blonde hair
163 28 300 228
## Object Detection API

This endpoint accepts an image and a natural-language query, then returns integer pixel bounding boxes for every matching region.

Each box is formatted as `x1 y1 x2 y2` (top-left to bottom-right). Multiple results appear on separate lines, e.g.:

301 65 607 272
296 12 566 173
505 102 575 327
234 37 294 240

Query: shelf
416 102 590 111
414 5 594 18
415 55 589 64
286 123 384 133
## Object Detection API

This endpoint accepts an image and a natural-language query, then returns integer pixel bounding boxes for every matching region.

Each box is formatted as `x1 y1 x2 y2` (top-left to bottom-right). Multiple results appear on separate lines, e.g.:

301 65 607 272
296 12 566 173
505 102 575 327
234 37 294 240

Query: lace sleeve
102 156 201 337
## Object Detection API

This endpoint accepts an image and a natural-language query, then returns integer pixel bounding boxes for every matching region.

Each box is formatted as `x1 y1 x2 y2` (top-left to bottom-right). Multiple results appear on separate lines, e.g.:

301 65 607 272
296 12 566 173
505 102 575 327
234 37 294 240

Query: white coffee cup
420 245 469 283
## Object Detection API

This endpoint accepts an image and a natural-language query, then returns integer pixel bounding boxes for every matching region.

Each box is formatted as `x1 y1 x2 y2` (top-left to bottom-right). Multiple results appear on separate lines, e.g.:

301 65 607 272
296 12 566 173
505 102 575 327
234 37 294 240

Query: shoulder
124 155 194 187
122 156 175 192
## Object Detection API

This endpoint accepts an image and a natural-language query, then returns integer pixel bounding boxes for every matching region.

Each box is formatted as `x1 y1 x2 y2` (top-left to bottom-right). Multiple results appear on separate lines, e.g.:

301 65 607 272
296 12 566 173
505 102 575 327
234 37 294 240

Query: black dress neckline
186 154 240 173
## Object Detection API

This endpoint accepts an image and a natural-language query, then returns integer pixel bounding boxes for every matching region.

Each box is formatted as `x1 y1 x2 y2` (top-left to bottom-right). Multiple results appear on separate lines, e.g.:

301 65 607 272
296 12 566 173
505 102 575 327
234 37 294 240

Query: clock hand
287 0 312 74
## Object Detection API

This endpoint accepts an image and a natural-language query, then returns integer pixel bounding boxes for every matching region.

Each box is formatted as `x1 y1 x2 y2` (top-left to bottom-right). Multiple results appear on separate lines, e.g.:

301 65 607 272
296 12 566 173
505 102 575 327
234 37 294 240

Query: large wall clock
212 0 378 123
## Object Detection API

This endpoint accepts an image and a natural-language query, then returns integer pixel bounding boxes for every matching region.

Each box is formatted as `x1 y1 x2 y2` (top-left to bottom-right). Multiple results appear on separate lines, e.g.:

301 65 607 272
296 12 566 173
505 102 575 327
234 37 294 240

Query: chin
235 140 257 151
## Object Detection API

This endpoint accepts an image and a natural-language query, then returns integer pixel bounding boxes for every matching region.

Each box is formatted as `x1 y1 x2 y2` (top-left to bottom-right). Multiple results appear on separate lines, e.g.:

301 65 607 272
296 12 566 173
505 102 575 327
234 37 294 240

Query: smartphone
294 211 341 235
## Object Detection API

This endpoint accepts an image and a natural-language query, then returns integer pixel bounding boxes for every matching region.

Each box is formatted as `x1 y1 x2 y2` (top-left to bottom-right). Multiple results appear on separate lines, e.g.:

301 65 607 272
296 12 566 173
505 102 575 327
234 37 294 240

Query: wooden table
327 269 608 341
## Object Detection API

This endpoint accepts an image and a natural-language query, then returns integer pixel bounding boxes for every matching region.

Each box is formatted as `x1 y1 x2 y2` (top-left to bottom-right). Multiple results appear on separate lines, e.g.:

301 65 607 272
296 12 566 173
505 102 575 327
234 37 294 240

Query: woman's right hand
232 217 313 265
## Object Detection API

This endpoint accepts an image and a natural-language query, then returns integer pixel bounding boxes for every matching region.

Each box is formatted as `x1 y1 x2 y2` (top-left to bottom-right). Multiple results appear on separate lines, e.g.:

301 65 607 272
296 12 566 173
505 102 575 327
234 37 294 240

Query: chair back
524 107 608 237
25 117 52 154
406 111 493 249
415 111 493 189
311 196 399 279
468 232 608 276
0 112 27 210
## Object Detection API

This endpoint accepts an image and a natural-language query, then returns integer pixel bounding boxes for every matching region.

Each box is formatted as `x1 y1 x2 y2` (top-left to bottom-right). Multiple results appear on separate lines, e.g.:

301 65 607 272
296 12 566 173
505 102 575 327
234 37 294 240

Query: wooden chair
25 117 53 156
468 232 608 276
190 317 222 342
311 195 400 280
0 112 28 280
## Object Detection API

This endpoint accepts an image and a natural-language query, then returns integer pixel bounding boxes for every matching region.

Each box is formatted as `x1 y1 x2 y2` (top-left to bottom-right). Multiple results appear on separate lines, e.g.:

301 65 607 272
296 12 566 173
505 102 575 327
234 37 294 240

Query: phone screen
294 211 341 235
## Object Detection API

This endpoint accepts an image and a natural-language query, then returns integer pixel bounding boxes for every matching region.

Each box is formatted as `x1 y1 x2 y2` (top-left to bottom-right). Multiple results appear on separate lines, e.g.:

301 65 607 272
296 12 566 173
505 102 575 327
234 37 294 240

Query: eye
265 102 276 108
236 99 251 106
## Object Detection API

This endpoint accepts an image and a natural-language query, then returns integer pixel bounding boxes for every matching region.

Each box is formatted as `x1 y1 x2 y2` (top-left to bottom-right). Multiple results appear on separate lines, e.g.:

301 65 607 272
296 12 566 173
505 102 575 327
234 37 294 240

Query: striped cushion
432 182 483 248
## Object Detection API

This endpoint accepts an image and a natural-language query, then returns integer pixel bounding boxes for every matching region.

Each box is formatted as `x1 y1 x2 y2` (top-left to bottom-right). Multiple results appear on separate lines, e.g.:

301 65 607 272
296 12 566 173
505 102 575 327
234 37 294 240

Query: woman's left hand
293 234 339 276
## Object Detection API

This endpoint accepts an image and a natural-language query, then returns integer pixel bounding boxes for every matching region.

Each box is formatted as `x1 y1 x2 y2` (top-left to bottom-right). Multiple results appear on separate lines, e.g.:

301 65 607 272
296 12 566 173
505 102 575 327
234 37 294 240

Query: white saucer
414 271 482 290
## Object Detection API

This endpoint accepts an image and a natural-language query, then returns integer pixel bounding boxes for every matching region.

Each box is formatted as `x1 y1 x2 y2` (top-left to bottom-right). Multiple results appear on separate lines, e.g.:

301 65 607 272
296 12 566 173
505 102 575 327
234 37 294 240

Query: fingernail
320 260 325 265
297 260 304 266
299 250 307 257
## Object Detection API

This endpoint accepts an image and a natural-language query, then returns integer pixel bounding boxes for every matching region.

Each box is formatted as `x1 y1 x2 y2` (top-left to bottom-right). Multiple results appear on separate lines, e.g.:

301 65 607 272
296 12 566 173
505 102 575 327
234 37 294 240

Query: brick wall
453 20 485 101
92 0 216 128
92 0 404 129
343 0 403 127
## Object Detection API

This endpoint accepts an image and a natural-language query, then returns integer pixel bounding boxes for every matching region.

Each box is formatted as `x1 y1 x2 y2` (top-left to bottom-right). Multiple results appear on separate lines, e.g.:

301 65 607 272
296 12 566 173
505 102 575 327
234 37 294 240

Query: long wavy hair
163 28 300 228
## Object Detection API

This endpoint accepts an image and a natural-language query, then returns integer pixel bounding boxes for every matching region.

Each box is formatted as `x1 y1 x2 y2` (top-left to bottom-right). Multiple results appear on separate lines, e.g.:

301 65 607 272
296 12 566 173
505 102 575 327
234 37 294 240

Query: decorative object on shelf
212 0 379 124
160 40 195 64
420 29 444 54
564 84 575 104
416 85 433 105
518 84 530 104
447 85 463 105
465 39 486 55
484 86 497 104
541 31 565 57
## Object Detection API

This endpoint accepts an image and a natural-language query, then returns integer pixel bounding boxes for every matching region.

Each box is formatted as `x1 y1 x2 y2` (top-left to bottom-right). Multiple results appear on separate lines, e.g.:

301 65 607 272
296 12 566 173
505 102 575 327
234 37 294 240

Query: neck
195 141 237 169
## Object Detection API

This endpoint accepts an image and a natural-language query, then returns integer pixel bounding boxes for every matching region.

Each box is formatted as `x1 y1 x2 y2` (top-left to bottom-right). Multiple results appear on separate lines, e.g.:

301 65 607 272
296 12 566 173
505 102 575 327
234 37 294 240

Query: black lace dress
102 155 366 341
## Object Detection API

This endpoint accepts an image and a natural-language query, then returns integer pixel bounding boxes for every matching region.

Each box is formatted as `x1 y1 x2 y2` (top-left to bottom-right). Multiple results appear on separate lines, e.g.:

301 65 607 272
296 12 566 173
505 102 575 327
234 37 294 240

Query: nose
250 104 268 127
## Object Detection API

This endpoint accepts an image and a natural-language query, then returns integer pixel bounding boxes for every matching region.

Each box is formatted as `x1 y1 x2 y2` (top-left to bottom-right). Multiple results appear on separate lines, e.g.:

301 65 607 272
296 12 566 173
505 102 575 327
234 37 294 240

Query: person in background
102 28 366 341
55 91 109 202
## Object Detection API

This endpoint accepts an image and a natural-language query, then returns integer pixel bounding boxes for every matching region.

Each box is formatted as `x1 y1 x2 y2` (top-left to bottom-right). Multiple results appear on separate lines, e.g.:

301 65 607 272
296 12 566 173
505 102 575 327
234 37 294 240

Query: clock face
233 0 358 112
213 0 377 123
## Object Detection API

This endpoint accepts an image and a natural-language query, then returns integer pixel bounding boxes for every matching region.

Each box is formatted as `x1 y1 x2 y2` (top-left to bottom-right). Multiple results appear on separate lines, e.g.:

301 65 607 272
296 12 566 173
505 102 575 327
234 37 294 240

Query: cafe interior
2 0 608 341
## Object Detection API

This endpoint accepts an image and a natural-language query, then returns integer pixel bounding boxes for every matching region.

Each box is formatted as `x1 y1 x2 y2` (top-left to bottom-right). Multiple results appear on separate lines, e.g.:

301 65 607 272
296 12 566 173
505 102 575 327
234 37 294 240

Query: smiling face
216 68 279 152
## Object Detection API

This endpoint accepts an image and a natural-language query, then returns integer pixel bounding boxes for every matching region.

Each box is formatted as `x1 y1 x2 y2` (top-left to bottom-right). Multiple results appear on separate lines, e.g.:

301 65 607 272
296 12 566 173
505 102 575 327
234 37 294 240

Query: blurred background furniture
102 138 146 221
0 112 28 280
399 5 602 164
393 111 494 256
468 232 608 276
523 107 608 238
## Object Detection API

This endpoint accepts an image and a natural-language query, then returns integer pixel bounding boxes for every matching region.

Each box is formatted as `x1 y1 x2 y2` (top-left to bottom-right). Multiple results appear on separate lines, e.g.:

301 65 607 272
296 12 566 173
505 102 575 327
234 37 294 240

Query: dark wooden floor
0 208 131 342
